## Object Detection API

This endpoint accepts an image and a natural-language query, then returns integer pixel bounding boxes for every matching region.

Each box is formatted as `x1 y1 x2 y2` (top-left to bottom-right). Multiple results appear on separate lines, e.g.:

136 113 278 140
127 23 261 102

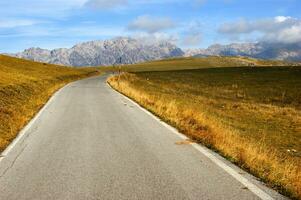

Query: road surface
0 75 286 200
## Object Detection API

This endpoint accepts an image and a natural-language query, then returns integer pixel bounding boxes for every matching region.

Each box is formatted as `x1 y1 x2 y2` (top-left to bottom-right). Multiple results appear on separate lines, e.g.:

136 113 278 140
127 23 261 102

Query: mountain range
185 42 301 62
10 37 301 67
12 37 184 67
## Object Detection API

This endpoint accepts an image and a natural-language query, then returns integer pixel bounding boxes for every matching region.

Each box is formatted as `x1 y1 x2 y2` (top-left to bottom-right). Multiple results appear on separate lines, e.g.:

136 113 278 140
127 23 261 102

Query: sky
0 0 300 53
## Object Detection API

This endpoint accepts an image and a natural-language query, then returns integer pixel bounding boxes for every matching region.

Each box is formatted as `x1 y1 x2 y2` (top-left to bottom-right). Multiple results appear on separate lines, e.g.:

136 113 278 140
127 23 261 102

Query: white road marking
107 82 275 200
0 83 69 163
0 78 277 200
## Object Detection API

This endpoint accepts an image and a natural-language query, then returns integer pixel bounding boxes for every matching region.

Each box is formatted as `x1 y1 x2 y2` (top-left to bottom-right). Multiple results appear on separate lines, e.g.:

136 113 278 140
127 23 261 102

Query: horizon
1 36 265 53
1 0 301 53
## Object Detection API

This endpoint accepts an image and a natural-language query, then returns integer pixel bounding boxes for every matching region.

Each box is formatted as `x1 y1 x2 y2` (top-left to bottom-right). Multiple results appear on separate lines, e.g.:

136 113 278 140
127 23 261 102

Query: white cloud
218 16 301 44
132 32 179 45
182 32 202 46
0 0 86 19
84 0 128 9
263 25 301 44
180 20 203 47
127 15 175 33
275 16 291 23
0 19 41 28
219 16 297 34
0 24 124 38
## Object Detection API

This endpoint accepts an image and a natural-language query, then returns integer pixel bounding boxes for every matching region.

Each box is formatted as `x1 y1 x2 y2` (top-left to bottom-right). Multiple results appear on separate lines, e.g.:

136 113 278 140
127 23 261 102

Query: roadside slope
0 55 98 152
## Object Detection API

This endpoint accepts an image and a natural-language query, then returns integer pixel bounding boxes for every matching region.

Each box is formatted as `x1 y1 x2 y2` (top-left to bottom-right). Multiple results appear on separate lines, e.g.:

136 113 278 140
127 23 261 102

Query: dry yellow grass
109 56 295 72
108 69 301 199
0 55 99 152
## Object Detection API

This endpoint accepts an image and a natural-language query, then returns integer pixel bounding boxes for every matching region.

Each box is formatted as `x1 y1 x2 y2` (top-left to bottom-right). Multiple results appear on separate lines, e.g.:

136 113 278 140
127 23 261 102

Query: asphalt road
0 75 287 200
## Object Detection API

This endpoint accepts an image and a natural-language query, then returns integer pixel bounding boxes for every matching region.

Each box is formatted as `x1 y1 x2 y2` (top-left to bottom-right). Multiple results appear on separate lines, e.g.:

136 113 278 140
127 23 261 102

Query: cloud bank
218 16 301 44
182 32 202 46
127 15 175 33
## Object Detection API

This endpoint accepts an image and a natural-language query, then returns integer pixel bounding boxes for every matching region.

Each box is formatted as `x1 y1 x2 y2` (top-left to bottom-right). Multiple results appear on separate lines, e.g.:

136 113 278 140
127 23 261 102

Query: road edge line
107 82 276 200
0 82 71 161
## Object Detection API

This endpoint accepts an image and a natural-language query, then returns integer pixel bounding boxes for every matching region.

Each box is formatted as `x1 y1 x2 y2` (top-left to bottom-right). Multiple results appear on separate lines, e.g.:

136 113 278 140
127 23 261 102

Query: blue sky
0 0 300 52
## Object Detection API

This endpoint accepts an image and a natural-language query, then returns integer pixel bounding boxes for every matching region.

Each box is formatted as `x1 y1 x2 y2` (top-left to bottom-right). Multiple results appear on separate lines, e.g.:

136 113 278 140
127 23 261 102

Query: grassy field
0 55 99 152
108 56 295 72
108 65 301 199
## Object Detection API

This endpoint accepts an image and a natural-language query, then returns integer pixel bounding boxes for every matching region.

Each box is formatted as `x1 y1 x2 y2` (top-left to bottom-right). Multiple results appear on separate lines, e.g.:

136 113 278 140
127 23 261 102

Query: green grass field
0 55 99 152
108 61 301 199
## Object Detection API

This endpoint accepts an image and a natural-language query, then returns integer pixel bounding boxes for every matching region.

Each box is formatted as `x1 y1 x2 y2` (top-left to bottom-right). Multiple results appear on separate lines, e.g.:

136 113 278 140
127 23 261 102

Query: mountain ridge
185 42 301 62
12 37 184 67
10 37 301 67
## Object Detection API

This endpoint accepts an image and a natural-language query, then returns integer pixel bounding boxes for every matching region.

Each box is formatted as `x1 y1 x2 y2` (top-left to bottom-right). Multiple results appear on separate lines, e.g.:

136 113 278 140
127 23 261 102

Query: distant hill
118 56 295 72
185 42 301 62
12 37 184 67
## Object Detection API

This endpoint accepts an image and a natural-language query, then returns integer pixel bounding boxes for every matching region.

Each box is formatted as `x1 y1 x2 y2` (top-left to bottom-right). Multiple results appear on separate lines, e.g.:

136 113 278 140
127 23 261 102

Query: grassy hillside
108 66 301 199
0 55 99 152
109 56 295 72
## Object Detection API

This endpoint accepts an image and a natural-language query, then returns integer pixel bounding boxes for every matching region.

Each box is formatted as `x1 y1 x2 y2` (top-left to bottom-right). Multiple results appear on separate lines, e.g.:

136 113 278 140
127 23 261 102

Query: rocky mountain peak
13 37 184 67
